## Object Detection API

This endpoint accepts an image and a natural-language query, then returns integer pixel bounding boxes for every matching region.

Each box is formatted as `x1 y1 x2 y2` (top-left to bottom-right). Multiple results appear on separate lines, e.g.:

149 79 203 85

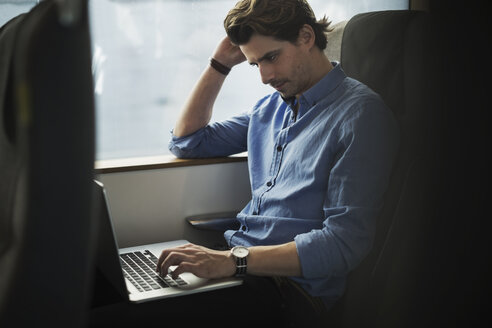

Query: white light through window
89 0 408 160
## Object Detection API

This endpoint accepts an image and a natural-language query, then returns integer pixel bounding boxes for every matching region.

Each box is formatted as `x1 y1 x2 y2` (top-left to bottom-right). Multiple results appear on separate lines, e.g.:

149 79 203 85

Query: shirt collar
300 62 346 108
281 62 346 116
281 62 347 118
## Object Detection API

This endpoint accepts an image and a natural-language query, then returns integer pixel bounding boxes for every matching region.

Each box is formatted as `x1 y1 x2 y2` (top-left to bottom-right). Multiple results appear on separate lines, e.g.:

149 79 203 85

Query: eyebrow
249 49 281 66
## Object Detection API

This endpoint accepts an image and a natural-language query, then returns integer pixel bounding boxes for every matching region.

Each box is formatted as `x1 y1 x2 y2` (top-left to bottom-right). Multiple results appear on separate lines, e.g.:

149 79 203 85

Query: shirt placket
253 128 290 216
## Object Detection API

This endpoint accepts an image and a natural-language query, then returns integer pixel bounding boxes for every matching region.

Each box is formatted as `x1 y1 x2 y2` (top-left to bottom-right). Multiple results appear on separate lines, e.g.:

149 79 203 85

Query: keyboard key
119 250 189 293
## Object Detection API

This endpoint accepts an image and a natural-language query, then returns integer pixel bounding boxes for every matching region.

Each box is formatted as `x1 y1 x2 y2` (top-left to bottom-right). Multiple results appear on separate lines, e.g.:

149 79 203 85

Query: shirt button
276 145 283 152
266 181 272 187
241 226 246 231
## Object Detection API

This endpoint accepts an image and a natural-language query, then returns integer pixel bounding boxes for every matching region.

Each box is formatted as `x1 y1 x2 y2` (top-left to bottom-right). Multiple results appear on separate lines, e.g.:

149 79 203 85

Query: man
159 0 398 325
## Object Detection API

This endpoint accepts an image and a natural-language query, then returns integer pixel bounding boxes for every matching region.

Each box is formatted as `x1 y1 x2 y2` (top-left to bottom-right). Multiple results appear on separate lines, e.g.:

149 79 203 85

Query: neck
296 51 333 98
310 52 333 86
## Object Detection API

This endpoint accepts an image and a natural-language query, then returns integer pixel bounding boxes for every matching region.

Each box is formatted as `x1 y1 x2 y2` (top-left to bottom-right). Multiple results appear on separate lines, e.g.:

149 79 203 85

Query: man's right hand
172 37 246 138
212 36 247 69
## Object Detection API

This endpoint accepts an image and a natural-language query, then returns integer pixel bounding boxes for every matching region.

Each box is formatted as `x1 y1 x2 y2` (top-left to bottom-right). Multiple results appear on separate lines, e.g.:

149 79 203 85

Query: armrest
186 212 240 231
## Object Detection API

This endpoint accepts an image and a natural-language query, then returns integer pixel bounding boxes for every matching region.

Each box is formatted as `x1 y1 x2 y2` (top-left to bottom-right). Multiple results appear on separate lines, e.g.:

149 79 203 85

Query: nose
259 64 274 85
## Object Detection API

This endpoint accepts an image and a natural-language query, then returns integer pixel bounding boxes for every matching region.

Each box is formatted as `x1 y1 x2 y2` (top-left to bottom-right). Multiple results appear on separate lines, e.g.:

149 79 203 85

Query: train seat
326 10 436 327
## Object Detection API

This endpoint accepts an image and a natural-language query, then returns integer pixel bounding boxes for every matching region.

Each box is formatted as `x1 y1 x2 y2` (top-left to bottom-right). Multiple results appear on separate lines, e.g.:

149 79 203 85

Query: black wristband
209 57 231 75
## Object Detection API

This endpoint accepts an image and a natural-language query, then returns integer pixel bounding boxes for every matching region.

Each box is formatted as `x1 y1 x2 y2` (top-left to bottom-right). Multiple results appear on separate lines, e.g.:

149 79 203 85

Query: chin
278 90 294 99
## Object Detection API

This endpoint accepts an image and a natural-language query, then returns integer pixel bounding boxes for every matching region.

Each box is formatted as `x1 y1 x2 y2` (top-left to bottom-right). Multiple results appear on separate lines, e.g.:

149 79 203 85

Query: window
90 0 272 160
90 0 408 160
0 1 38 27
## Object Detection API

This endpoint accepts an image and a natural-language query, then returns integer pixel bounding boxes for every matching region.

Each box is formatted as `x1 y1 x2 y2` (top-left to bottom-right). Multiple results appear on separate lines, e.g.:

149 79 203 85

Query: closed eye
249 49 281 68
266 54 277 62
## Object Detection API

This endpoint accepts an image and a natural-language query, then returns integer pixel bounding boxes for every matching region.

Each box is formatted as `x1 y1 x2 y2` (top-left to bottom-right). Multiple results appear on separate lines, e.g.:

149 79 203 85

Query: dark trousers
89 272 329 328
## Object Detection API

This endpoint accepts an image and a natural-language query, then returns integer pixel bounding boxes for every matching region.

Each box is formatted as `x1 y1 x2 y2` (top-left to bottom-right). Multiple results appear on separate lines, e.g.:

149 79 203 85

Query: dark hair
224 0 332 50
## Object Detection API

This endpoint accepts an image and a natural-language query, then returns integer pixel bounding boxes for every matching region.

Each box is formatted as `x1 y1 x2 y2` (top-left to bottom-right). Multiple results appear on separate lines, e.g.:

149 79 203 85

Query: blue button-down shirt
169 63 399 306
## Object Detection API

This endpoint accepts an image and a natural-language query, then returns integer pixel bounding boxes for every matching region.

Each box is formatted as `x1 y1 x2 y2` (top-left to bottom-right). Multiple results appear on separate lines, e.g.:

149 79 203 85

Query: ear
297 24 316 49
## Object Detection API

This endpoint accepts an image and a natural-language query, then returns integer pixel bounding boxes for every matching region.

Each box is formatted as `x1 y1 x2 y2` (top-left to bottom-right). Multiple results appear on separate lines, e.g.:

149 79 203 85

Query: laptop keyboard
120 250 188 292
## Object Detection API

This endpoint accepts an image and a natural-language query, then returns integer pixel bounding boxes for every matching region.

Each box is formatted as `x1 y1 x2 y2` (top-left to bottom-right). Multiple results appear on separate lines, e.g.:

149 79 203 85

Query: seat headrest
341 10 431 120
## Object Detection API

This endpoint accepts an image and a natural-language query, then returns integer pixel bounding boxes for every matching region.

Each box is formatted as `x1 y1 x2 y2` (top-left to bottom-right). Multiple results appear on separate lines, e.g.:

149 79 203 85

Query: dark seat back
0 12 25 268
326 10 437 327
0 1 96 326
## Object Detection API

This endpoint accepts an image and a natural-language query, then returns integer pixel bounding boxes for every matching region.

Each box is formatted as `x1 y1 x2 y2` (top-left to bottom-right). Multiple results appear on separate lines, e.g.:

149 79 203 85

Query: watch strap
235 256 247 276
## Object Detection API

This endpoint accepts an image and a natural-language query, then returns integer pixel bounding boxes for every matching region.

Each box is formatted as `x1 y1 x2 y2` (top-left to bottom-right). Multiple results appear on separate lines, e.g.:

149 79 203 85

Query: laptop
93 180 242 303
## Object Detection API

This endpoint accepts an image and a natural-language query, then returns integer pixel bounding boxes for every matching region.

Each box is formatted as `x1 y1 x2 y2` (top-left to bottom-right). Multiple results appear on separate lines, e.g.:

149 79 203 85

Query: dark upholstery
0 12 26 269
0 1 96 326
326 10 437 327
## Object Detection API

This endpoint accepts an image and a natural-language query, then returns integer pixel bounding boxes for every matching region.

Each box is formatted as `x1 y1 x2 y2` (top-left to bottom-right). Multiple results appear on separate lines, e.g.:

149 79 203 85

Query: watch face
233 246 249 258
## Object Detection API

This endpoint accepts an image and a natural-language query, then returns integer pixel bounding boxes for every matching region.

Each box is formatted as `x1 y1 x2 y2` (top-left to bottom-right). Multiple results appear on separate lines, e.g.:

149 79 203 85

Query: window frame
95 153 248 174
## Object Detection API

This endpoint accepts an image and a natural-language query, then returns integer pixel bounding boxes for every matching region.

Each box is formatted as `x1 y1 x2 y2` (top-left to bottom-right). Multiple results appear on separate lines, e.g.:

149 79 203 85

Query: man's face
240 34 312 99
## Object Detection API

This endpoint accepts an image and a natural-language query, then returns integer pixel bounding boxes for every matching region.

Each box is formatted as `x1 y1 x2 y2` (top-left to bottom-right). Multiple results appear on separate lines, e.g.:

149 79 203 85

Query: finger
156 249 171 273
159 251 194 277
156 244 195 273
159 251 186 275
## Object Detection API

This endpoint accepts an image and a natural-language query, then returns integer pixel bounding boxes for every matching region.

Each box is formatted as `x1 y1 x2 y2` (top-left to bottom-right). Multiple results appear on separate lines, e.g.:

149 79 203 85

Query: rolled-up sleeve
168 112 250 158
295 99 399 280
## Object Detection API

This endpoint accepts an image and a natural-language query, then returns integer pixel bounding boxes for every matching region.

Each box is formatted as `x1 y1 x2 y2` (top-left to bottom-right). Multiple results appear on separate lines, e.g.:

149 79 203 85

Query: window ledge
95 153 248 174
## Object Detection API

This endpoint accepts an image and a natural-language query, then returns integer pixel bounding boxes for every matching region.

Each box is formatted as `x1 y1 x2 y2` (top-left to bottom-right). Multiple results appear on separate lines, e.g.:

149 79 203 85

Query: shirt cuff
168 127 206 157
294 230 337 279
